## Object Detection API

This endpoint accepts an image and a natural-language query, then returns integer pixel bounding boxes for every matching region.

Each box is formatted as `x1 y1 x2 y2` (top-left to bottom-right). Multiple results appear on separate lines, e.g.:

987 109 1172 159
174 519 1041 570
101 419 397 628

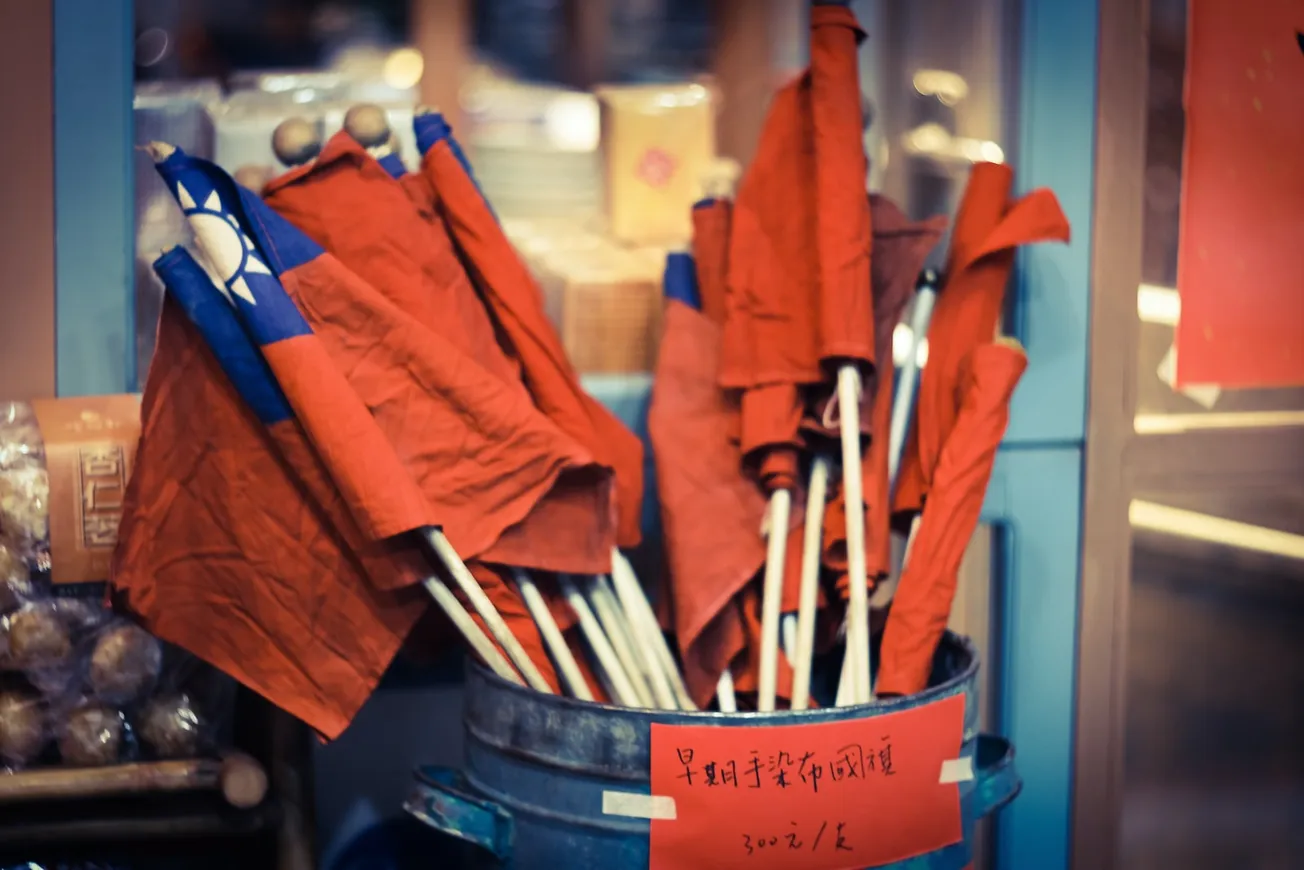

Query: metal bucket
406 632 1018 868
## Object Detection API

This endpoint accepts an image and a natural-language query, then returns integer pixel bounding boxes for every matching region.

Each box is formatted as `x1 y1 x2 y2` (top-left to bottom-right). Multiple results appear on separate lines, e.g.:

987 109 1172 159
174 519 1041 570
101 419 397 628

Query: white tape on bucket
602 790 678 820
939 756 975 784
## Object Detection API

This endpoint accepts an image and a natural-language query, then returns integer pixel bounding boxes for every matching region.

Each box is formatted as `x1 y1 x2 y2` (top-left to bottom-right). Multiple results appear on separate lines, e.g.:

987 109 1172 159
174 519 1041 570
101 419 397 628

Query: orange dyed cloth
261 134 614 587
817 197 946 596
418 135 646 550
877 341 1027 695
895 163 1069 516
112 296 427 740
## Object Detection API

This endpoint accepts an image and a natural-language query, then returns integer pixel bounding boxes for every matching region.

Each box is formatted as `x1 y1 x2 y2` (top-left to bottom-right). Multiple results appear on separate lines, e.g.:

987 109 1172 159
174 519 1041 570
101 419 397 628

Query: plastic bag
0 681 47 768
0 401 235 772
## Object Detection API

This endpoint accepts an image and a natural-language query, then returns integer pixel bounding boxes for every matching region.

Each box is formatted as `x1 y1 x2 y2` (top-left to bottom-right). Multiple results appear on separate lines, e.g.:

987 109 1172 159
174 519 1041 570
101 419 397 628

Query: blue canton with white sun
154 146 314 347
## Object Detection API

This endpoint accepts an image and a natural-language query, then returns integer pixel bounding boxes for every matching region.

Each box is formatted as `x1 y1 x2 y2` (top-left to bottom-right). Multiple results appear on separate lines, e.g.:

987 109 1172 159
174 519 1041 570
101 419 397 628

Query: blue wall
53 0 135 397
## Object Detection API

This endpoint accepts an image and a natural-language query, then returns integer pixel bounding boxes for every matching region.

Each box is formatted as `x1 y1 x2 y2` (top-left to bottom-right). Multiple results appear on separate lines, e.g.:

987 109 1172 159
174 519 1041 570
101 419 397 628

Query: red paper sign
1176 1 1304 388
649 695 966 869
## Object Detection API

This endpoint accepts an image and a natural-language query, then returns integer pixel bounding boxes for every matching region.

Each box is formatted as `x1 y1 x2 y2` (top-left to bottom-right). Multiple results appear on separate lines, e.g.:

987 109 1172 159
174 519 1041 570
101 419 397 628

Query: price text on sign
648 694 966 870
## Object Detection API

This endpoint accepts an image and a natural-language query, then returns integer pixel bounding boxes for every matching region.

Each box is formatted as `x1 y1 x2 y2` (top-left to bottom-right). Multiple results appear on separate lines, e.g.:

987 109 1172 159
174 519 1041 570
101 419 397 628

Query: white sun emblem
176 183 271 306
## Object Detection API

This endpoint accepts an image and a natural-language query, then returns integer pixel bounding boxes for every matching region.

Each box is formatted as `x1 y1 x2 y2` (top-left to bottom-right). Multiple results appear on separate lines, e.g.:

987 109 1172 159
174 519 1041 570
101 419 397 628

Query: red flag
260 132 615 591
894 164 1068 517
113 264 427 739
877 340 1027 696
650 252 810 706
416 118 646 550
154 147 617 583
818 197 945 595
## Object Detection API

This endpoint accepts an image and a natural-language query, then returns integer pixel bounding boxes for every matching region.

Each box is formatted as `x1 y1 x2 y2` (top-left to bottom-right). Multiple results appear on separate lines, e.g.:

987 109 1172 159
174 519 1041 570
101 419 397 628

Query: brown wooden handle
0 759 222 804
219 751 268 809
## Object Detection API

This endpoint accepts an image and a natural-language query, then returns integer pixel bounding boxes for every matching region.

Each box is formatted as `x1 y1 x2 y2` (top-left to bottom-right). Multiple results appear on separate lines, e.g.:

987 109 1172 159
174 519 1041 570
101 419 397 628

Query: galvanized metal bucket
405 632 1018 868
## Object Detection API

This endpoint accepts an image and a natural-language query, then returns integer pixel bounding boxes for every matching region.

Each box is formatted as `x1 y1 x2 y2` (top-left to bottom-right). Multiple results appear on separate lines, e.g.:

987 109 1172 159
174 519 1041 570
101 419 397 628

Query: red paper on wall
649 694 966 869
1176 1 1304 388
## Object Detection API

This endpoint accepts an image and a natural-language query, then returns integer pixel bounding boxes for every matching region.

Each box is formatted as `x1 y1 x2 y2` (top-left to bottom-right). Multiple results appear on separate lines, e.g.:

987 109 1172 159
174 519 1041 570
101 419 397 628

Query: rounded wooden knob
343 103 390 148
271 118 321 167
699 158 741 200
220 751 269 809
233 164 274 192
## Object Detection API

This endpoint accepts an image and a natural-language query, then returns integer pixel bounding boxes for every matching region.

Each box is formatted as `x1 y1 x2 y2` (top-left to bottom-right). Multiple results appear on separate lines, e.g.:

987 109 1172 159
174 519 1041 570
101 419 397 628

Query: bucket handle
973 733 1021 819
405 765 514 861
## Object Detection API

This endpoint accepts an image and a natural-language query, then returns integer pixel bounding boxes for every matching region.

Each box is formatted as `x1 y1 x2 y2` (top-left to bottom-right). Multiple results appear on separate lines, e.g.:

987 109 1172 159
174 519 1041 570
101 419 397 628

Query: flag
415 114 647 550
153 145 617 581
112 248 428 738
894 163 1068 517
877 341 1027 695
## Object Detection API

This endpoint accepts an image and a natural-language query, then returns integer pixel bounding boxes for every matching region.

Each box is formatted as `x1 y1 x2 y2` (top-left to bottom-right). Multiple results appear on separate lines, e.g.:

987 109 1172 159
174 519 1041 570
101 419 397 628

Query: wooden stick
834 646 855 709
514 569 594 701
558 575 642 706
837 365 874 704
757 488 792 712
423 528 552 692
421 575 522 686
586 576 655 708
791 453 831 710
781 614 796 663
607 557 679 710
716 669 738 713
611 549 695 710
600 575 673 708
0 752 265 809
0 759 222 804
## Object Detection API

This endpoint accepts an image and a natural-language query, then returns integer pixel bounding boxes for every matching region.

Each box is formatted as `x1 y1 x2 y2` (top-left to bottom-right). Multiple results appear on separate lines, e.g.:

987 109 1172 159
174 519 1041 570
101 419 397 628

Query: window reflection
1134 0 1304 432
1124 492 1304 868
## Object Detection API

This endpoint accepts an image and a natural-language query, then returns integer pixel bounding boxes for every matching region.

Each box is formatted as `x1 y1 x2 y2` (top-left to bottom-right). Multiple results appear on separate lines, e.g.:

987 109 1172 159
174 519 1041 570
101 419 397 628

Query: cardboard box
15 396 141 586
596 82 716 246
554 259 662 374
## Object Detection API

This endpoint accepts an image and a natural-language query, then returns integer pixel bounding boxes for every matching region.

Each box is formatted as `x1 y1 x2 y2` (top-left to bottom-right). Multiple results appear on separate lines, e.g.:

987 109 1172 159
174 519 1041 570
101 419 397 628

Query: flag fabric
818 197 945 594
263 132 521 388
260 134 612 583
810 3 875 372
415 114 646 551
894 163 1069 517
720 76 818 492
877 340 1027 695
377 151 406 179
154 146 617 582
649 249 801 706
112 248 428 739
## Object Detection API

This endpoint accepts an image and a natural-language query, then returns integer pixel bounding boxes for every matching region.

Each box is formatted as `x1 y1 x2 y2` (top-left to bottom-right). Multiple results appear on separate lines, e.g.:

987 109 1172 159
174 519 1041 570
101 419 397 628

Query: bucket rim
463 629 979 722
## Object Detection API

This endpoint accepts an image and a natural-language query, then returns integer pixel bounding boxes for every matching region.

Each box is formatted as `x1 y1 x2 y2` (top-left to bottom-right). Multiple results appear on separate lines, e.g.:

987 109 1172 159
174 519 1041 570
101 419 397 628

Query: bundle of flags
649 2 1070 712
110 2 1071 736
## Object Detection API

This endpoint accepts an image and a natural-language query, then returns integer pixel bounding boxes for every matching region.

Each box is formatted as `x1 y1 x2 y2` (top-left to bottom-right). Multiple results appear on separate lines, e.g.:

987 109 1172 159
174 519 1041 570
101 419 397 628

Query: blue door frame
52 2 1096 867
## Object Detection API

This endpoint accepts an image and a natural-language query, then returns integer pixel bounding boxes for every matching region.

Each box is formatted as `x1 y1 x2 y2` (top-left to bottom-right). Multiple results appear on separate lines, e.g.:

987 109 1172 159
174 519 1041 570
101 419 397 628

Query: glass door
1077 1 1304 867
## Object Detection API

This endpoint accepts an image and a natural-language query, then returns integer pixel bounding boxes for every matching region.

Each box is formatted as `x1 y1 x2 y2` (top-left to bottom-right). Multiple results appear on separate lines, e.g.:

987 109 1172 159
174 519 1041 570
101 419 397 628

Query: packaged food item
88 623 162 707
0 403 45 471
0 398 235 773
0 544 30 614
138 693 205 759
596 81 716 246
57 703 127 767
0 684 47 768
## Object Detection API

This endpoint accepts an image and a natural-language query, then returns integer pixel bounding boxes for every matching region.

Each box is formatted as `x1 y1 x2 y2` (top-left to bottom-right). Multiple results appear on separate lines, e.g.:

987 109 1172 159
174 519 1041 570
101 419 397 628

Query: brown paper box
597 82 716 247
29 396 141 585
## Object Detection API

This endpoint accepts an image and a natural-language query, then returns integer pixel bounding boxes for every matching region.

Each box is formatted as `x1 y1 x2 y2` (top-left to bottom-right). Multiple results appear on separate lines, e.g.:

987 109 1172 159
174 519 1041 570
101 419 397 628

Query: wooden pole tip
343 103 391 148
144 142 176 163
271 117 321 167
